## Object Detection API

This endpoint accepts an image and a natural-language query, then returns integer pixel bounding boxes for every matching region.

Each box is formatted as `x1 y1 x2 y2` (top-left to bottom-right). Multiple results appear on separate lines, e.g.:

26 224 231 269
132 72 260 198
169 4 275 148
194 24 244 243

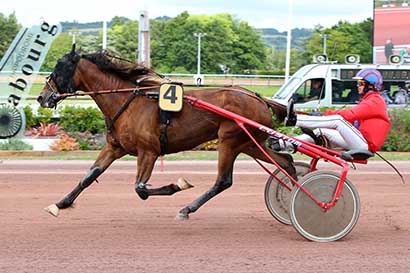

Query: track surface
1 159 410 273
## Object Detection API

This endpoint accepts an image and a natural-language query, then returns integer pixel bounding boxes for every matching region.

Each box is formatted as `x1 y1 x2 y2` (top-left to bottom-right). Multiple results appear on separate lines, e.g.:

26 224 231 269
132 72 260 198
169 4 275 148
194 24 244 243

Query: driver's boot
284 98 297 126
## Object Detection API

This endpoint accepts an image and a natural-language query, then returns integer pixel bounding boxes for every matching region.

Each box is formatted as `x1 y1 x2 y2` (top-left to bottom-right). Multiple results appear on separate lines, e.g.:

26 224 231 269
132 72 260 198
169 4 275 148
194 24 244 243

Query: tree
107 20 138 60
151 11 195 72
150 12 267 74
41 33 73 71
305 19 372 64
230 20 266 73
0 12 21 58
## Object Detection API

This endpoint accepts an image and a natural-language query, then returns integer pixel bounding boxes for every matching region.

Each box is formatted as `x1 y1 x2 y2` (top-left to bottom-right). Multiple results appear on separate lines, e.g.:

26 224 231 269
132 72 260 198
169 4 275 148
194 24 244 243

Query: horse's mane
82 50 161 83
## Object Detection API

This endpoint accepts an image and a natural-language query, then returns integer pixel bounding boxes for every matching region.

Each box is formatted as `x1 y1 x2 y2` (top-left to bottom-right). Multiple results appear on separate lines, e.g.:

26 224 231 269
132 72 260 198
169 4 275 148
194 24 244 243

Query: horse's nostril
37 96 43 103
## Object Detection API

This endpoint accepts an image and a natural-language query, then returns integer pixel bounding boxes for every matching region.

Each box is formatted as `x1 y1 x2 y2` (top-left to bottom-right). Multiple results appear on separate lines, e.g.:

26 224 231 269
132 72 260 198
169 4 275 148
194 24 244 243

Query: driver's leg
295 114 368 150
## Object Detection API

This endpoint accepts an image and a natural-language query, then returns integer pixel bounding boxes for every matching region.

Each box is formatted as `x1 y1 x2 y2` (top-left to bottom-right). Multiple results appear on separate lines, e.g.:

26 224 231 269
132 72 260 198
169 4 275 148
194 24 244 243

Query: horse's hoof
44 204 59 217
136 190 149 200
177 177 194 191
135 184 149 200
175 212 189 221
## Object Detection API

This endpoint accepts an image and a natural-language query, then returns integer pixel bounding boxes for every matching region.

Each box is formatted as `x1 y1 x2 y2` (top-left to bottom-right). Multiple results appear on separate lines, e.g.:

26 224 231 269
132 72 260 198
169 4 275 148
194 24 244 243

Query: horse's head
37 44 81 108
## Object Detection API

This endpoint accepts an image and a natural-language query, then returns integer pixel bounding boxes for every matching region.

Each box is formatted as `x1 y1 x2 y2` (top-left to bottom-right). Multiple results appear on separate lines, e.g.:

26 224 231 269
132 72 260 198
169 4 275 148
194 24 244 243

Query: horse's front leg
44 143 126 217
134 151 193 200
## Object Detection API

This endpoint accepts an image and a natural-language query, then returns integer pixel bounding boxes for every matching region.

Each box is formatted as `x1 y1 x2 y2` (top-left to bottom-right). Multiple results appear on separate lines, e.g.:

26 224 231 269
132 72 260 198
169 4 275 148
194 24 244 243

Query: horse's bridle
41 75 64 107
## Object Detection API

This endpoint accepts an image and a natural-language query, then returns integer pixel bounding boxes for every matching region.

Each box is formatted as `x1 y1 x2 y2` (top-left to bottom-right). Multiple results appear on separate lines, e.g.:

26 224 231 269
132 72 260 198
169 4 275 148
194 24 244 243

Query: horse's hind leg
176 140 241 220
243 143 297 180
44 143 126 217
134 150 193 200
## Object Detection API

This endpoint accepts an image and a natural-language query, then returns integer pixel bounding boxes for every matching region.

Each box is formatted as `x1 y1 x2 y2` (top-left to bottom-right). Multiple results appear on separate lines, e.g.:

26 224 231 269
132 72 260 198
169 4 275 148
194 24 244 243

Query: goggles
357 80 367 87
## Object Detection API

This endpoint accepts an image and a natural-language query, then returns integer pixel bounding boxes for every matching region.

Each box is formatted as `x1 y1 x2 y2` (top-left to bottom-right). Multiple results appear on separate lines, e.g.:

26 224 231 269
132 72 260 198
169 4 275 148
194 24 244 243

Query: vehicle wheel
264 162 310 225
289 171 360 242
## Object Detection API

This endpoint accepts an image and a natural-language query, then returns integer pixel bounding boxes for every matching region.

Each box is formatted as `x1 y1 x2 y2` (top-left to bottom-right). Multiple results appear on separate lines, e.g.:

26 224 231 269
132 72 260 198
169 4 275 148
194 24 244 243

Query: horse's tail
260 97 288 123
261 96 309 124
228 86 288 123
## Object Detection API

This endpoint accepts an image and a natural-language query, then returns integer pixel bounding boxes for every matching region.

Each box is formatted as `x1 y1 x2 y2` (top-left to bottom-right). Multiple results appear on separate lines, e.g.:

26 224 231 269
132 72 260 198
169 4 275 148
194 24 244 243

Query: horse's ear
69 43 80 63
70 43 76 56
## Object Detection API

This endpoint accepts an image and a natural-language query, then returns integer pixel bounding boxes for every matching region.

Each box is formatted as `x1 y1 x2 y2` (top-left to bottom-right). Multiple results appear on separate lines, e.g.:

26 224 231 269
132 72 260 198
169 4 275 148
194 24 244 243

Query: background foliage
57 106 106 134
0 13 20 58
382 109 410 152
0 11 373 75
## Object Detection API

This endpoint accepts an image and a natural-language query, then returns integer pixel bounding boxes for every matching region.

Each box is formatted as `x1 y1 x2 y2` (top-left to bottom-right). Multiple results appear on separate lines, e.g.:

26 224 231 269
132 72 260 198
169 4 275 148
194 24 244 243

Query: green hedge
23 105 105 134
382 109 410 152
57 106 106 134
0 139 33 150
23 106 54 128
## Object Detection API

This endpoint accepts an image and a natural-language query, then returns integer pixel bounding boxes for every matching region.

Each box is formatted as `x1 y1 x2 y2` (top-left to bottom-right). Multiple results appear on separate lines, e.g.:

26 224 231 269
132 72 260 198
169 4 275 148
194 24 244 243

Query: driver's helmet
353 68 383 91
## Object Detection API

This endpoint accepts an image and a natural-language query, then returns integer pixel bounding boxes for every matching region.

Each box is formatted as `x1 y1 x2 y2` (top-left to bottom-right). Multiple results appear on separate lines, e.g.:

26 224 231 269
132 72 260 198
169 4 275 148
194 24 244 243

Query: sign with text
0 21 61 106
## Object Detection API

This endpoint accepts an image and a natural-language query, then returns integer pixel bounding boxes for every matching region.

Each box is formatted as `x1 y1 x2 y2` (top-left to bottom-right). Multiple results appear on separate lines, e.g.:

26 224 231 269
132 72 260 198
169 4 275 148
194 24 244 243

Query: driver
308 79 324 100
271 68 391 152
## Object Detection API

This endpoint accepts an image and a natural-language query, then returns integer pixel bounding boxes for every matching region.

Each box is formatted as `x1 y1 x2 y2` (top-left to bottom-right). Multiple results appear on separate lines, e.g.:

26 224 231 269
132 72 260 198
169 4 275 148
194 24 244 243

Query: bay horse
37 45 296 220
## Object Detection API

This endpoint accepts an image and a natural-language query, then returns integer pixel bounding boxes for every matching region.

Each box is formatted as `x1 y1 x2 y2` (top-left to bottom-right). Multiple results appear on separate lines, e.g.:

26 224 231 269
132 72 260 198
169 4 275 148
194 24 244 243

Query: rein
58 85 161 98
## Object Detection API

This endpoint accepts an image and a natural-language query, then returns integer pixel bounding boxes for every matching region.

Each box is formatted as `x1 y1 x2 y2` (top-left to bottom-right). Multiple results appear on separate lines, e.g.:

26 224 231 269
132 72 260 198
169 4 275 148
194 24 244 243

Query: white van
272 63 410 109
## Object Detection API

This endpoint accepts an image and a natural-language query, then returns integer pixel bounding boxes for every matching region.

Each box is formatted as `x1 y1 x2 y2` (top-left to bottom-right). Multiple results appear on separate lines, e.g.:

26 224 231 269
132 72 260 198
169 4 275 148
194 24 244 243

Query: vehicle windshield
274 77 301 99
273 65 314 99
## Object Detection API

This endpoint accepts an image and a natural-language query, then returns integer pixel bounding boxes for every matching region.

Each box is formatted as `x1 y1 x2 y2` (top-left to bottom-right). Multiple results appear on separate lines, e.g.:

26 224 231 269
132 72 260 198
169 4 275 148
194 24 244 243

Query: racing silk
324 91 391 152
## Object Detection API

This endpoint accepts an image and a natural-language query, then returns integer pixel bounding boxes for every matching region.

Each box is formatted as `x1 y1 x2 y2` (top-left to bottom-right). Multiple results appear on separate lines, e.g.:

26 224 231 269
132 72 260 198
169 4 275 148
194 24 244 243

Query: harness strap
159 110 172 156
107 88 144 132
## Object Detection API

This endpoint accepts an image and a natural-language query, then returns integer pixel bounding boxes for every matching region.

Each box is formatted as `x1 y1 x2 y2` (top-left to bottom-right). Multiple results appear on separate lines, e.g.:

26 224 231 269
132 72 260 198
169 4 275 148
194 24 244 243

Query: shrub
22 106 36 129
22 106 57 129
58 106 105 134
36 107 55 124
70 131 106 150
26 122 65 137
0 139 33 150
50 134 80 151
382 109 410 152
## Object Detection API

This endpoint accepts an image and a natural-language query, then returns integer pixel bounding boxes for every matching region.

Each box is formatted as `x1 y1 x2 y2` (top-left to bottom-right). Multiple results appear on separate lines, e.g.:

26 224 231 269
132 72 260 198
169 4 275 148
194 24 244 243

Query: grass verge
1 150 410 161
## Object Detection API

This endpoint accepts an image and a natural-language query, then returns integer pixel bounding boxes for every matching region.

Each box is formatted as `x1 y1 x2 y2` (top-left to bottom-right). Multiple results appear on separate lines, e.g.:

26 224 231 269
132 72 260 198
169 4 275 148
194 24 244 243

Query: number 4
159 83 184 112
163 85 177 103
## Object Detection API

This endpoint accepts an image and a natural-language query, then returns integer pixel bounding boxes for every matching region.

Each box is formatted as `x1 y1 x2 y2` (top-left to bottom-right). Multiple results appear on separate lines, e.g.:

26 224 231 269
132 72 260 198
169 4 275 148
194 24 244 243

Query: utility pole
320 34 331 56
284 0 293 83
68 30 80 44
194 32 206 75
138 10 150 67
193 32 206 85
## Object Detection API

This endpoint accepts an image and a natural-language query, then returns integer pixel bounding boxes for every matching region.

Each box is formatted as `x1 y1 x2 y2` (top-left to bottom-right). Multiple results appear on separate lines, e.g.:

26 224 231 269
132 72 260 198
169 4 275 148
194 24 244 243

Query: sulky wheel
289 171 360 242
264 162 310 225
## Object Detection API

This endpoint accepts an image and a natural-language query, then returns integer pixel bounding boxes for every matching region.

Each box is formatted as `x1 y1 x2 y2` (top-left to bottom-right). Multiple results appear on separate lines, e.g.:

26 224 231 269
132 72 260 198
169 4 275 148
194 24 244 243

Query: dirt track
1 159 410 273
